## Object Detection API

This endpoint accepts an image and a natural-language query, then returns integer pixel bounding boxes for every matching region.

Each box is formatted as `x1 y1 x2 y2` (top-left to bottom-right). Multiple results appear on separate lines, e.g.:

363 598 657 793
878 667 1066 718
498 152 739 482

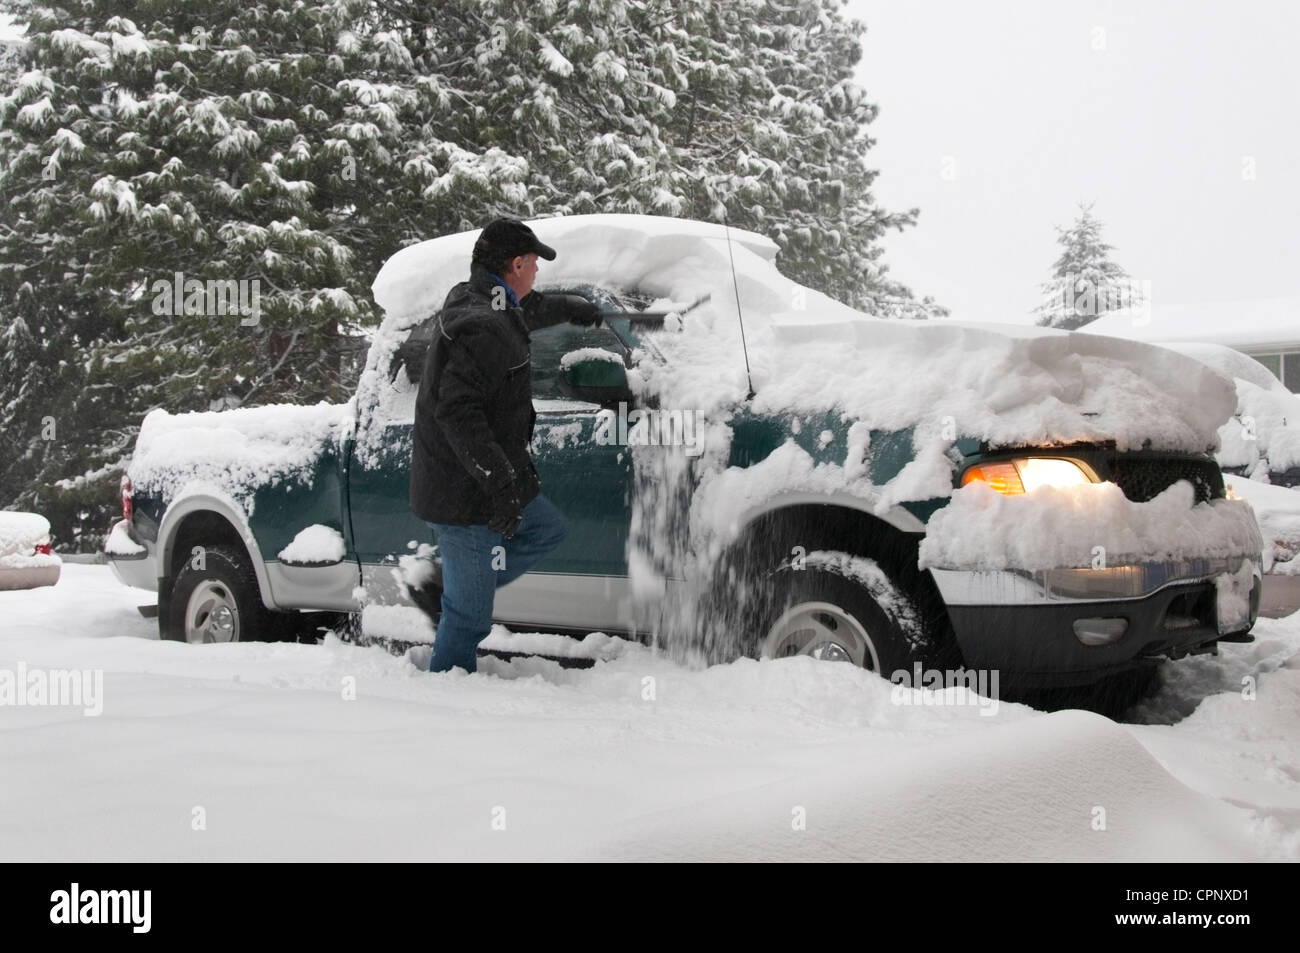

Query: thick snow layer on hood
129 403 349 513
369 214 1231 454
920 481 1263 572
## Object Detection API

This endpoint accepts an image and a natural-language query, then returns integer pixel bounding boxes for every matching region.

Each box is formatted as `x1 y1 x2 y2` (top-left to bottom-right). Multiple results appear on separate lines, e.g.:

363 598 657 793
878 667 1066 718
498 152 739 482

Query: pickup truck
107 214 1265 701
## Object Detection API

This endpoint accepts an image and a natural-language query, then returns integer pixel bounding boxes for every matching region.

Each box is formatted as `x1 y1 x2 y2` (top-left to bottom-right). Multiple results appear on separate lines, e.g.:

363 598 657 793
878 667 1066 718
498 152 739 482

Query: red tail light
35 541 52 556
121 474 133 522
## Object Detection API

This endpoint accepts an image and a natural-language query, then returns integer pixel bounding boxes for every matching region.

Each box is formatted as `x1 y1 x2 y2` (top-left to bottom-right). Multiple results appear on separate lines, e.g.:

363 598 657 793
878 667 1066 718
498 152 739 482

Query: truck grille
1108 456 1223 504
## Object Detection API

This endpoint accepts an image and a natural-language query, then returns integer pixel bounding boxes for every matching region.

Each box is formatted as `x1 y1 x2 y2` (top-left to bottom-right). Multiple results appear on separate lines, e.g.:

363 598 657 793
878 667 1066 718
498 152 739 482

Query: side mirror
561 353 633 406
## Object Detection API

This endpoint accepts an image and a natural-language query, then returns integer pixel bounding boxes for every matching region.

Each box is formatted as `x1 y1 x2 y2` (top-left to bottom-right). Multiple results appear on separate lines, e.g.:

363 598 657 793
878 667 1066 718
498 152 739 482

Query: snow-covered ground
1 564 1297 861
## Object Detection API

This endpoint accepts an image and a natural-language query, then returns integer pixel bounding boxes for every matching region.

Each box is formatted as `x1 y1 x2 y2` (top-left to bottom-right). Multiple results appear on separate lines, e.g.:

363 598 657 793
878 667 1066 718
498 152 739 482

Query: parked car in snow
106 215 1264 701
1153 342 1300 487
0 511 61 591
1136 343 1300 618
1224 475 1300 617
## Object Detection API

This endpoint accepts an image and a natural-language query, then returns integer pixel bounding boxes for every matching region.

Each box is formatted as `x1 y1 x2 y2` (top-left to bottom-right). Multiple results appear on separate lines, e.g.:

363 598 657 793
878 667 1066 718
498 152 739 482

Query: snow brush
598 292 711 324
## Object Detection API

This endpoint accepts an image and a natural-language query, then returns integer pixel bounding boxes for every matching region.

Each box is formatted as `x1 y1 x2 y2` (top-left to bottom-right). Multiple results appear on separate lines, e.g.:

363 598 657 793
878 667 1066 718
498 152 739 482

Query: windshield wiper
598 293 711 356
600 293 711 326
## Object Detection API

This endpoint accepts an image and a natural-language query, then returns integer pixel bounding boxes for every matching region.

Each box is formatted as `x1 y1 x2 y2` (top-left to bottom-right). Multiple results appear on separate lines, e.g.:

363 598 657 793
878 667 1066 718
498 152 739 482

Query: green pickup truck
107 214 1265 697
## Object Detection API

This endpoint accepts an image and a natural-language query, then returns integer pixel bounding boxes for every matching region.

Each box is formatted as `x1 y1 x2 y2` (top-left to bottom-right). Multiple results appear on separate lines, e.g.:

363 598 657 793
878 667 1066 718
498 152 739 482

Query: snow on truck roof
366 214 1233 460
372 213 781 324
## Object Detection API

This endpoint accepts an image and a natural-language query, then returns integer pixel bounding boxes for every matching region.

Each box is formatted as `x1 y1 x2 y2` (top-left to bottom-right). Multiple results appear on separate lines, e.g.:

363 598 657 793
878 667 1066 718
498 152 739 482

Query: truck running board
341 627 598 669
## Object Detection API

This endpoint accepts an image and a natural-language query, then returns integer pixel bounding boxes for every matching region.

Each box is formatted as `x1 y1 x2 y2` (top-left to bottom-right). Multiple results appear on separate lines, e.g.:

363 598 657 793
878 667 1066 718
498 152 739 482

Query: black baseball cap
472 218 557 264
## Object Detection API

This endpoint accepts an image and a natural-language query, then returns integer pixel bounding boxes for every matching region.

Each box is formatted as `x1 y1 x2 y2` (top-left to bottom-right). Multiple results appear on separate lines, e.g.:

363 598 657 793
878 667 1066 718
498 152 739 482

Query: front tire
164 544 276 643
752 550 952 675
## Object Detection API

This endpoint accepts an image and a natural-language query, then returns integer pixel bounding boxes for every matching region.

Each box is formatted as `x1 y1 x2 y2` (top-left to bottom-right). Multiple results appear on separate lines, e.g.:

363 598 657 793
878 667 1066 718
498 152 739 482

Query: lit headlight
962 458 1094 495
1016 458 1093 492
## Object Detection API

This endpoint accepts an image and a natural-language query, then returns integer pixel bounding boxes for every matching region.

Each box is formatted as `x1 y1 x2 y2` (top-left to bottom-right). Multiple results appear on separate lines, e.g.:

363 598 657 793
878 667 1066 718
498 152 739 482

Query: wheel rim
184 581 239 644
761 600 880 671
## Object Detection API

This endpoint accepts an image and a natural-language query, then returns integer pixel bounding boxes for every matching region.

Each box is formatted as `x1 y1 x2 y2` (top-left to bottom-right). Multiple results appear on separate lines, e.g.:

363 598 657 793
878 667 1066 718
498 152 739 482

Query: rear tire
164 544 276 643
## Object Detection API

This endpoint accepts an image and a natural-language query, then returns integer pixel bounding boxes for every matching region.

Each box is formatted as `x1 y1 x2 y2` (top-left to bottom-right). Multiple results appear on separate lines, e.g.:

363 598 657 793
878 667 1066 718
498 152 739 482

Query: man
410 218 603 673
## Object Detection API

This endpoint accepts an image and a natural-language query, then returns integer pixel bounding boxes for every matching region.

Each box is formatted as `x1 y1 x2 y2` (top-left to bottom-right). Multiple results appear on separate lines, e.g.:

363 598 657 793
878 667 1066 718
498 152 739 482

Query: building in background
1087 296 1300 392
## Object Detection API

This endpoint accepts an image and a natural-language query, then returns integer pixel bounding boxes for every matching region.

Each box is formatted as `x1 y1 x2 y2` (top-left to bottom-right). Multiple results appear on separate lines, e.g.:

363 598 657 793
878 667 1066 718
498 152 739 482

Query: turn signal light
961 462 1024 495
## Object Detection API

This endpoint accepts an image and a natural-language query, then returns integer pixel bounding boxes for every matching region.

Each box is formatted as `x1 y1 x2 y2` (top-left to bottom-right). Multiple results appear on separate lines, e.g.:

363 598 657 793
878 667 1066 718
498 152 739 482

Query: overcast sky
846 0 1300 323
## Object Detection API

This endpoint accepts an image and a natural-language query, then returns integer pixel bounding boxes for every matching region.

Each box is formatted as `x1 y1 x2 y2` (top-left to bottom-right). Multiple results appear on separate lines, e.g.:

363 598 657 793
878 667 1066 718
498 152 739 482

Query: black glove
563 295 604 328
487 483 524 538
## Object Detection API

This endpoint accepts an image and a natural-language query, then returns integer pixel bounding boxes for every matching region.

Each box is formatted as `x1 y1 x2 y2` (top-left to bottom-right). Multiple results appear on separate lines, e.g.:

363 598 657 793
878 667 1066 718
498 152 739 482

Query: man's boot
407 556 443 625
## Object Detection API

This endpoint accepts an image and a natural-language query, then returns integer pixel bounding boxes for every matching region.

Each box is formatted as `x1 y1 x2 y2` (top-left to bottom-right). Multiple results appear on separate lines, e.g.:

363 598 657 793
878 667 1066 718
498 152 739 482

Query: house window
1252 352 1300 392
1252 353 1283 380
1285 354 1300 393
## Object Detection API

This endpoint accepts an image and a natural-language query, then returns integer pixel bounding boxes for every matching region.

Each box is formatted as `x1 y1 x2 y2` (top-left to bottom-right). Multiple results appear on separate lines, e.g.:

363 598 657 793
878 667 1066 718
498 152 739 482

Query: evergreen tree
664 0 940 317
1034 203 1143 330
0 0 524 545
0 0 938 548
374 0 943 317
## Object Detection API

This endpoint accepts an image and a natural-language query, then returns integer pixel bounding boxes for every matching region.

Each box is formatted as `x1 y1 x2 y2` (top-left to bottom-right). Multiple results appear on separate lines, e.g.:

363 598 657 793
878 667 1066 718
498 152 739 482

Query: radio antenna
721 212 756 401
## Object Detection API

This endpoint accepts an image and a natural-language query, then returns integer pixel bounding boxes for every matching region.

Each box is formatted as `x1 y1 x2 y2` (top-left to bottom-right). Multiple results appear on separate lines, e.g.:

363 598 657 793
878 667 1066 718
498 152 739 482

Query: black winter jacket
410 263 591 525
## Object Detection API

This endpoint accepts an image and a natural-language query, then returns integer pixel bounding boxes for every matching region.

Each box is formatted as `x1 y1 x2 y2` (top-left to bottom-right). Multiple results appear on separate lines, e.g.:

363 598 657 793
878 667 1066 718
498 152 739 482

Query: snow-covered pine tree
368 0 682 225
376 0 942 316
660 0 943 317
1034 203 1143 330
0 0 940 546
0 0 527 544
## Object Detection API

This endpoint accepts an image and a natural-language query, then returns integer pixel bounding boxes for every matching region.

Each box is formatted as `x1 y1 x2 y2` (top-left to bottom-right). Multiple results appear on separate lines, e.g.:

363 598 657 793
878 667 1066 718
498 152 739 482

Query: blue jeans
426 494 568 673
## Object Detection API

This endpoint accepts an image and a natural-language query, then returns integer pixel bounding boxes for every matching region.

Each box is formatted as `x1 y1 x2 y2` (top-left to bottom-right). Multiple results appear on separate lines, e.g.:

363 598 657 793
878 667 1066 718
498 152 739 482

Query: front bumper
930 556 1262 688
